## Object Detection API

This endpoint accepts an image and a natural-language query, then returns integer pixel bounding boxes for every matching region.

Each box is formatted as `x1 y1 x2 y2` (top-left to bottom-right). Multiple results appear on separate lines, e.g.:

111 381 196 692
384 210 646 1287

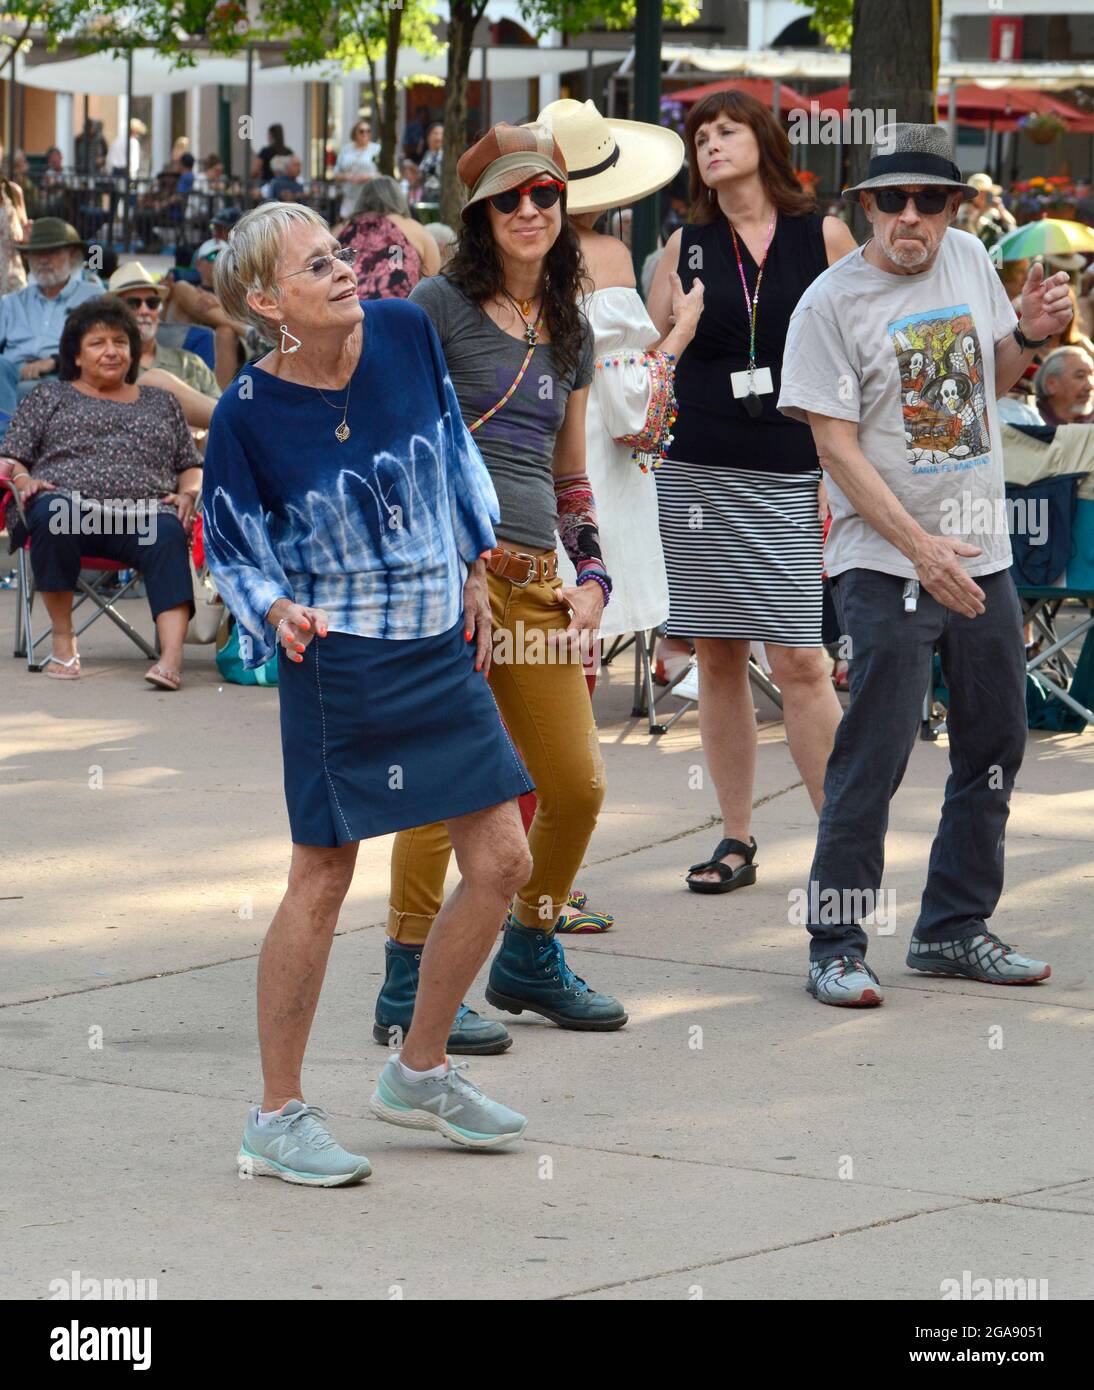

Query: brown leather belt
486 546 558 587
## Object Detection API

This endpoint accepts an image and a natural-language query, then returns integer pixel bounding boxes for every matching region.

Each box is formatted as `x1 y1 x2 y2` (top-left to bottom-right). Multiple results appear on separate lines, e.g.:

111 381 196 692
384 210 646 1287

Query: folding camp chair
608 628 783 736
1016 587 1094 727
1007 471 1094 730
1 479 158 672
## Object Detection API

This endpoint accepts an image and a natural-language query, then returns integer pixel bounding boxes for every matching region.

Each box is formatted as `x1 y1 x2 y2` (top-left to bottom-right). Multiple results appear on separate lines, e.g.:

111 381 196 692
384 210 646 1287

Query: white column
188 88 203 158
747 0 765 50
340 76 358 150
539 29 561 109
939 12 958 63
54 93 74 168
151 92 171 172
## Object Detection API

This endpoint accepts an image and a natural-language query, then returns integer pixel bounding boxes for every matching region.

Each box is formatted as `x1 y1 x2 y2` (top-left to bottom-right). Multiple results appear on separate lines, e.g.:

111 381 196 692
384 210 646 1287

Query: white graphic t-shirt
778 228 1018 579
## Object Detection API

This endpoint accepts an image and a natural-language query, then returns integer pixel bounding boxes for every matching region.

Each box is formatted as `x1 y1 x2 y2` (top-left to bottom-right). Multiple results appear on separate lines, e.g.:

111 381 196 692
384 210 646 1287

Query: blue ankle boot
373 939 512 1055
486 919 628 1031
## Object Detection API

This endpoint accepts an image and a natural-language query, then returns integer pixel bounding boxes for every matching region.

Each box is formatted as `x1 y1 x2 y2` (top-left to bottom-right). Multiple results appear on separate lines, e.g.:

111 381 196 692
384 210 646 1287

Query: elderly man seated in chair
0 219 105 437
107 262 221 431
2 295 200 688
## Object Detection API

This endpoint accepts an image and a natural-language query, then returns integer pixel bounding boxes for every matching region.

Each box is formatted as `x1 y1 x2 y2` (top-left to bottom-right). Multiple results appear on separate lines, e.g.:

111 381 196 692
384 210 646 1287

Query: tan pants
388 560 606 944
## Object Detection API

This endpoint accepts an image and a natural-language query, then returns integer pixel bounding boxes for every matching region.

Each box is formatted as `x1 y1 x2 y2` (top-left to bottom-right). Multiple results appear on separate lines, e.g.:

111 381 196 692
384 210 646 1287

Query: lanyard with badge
728 209 777 418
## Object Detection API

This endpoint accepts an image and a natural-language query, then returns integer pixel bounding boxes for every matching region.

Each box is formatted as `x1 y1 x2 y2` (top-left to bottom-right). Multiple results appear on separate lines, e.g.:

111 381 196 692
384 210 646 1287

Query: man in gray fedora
778 123 1073 1007
0 218 104 426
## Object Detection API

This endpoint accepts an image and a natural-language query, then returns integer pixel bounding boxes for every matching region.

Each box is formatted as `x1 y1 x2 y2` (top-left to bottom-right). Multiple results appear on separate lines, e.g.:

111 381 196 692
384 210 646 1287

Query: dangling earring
707 187 714 203
279 322 301 355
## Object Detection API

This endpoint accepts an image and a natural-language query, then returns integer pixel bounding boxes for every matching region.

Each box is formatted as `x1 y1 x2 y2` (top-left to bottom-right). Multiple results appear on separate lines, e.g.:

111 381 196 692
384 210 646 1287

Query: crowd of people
1 92 1087 1186
5 113 452 258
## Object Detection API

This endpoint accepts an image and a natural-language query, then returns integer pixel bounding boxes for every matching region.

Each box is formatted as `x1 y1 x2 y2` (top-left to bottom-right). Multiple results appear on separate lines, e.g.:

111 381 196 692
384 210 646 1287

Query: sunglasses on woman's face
489 179 565 215
122 295 161 311
874 187 952 216
280 247 356 282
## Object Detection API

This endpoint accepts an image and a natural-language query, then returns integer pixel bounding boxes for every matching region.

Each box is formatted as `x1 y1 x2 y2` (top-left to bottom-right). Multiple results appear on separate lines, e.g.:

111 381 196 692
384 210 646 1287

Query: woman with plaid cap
374 124 629 1056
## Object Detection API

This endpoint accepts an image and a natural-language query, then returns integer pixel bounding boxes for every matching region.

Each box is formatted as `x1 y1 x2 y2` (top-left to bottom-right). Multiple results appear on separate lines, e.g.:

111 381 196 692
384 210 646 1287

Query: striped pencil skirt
656 460 825 646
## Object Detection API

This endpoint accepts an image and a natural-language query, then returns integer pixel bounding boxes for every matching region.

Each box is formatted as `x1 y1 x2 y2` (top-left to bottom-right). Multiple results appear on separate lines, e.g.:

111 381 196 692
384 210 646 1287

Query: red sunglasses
489 179 565 214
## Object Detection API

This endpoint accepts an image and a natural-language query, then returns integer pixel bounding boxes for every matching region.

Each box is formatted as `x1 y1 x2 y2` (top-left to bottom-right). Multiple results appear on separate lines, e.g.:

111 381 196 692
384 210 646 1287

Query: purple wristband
577 571 611 607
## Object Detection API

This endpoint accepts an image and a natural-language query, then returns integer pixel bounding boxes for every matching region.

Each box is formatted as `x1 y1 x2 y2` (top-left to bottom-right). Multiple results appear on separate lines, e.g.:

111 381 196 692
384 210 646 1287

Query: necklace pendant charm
335 422 351 443
525 325 538 346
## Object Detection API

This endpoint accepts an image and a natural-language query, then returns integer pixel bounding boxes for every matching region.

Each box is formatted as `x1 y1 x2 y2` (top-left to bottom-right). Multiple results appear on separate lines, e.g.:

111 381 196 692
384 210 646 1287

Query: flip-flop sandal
44 653 81 680
556 889 614 933
145 664 181 691
685 836 758 895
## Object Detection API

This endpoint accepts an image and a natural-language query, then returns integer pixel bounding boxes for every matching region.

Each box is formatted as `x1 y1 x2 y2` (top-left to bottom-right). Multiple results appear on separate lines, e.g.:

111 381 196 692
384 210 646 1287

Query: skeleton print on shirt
890 305 990 471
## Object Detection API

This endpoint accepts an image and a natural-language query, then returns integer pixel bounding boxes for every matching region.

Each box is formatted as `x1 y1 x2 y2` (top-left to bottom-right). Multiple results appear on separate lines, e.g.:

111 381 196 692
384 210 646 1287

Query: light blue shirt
0 275 105 365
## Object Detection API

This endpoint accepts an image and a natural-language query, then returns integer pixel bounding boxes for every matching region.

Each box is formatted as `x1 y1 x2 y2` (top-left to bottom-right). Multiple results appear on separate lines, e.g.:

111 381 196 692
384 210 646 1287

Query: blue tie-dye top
202 299 499 668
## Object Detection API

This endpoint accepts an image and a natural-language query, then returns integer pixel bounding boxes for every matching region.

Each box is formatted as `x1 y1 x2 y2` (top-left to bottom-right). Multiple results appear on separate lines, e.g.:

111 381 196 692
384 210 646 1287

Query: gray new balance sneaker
807 955 885 1007
237 1100 372 1187
907 932 1051 984
369 1056 527 1149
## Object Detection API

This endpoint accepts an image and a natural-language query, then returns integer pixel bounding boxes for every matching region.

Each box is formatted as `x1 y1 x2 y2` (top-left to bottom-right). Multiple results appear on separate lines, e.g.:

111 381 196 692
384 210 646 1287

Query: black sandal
685 837 758 895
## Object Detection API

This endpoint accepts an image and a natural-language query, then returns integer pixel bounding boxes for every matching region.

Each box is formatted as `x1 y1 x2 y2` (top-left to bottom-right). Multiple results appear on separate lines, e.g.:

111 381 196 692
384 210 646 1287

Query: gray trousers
807 567 1027 961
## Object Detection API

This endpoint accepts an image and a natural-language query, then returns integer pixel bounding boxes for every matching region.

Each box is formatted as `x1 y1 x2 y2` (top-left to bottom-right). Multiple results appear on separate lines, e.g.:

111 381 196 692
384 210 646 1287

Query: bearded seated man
0 218 105 439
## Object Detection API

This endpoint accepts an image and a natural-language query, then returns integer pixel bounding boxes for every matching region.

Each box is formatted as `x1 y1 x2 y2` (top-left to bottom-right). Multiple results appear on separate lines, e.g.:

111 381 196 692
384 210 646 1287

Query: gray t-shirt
410 274 594 550
778 228 1018 580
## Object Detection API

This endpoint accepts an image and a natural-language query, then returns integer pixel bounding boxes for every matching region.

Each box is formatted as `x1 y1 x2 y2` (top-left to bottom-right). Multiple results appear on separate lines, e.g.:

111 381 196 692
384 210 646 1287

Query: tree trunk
366 55 381 140
848 0 939 238
440 0 482 227
380 6 402 177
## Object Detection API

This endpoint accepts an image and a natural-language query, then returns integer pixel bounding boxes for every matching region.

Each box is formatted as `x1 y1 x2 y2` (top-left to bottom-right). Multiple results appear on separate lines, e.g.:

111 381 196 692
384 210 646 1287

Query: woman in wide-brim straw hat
534 98 699 653
374 122 630 1058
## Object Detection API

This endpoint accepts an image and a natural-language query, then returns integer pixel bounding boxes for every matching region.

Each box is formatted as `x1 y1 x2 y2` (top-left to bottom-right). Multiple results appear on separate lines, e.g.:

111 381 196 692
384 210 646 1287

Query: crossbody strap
468 310 544 434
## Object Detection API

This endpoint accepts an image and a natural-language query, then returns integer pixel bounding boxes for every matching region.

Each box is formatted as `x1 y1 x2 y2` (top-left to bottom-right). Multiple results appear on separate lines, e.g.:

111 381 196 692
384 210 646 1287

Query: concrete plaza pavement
2 592 1092 1301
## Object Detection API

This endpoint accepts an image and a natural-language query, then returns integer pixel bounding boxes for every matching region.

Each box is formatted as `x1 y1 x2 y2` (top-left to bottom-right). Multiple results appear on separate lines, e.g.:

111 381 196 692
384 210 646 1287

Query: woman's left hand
554 582 604 658
163 491 197 531
817 477 830 523
462 557 493 676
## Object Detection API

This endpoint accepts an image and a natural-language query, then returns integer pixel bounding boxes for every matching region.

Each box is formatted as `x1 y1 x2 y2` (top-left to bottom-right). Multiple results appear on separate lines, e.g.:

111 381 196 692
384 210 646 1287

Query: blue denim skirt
277 620 533 846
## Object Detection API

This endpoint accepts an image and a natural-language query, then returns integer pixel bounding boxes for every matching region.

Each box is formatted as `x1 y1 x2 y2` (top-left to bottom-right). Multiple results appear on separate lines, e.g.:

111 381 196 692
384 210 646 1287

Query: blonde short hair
213 201 330 336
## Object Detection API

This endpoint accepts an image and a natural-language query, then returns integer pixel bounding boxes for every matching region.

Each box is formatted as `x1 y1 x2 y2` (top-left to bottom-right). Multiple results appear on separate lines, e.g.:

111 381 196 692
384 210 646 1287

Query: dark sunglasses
874 187 953 216
489 179 565 215
121 295 161 310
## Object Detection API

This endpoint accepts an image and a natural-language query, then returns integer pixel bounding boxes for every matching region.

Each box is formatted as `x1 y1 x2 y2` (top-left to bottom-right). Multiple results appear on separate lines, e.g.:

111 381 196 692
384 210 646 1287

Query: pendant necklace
501 289 542 346
315 376 353 442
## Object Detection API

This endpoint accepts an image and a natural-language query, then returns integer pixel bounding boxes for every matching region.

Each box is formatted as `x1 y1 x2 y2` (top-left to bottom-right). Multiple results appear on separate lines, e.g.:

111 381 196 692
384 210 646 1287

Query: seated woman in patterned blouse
2 295 201 687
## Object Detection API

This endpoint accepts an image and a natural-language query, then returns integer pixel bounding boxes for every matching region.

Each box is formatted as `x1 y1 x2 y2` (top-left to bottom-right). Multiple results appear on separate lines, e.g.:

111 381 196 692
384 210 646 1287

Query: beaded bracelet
577 570 612 607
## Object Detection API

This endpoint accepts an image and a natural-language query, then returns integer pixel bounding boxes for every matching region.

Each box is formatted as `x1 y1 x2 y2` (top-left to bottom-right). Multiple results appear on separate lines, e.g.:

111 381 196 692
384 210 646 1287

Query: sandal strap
46 653 80 670
688 836 757 874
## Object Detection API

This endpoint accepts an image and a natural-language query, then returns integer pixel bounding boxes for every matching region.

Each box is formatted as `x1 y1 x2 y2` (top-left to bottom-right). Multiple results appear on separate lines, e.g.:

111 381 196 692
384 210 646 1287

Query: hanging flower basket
1020 113 1067 145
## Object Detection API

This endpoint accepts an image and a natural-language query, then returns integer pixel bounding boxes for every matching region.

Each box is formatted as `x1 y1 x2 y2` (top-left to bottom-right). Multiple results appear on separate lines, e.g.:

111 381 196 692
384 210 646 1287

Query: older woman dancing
203 202 534 1186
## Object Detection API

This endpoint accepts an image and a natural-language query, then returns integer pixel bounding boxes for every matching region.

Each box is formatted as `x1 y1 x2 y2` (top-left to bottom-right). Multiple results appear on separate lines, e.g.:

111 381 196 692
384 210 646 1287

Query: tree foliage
792 0 854 52
516 0 700 35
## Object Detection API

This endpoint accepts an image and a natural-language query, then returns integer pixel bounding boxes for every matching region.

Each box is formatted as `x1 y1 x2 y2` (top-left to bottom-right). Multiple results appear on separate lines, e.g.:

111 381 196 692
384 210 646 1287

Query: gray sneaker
907 932 1051 984
237 1100 372 1187
807 955 884 1007
369 1056 527 1149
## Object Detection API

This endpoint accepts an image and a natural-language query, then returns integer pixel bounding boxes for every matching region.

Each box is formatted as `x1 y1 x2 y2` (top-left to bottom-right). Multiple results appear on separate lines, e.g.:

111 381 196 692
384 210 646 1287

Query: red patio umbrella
664 76 808 115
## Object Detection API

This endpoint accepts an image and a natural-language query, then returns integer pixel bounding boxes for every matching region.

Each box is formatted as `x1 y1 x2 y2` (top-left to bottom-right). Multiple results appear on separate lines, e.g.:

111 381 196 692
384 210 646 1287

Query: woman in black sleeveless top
648 89 857 894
